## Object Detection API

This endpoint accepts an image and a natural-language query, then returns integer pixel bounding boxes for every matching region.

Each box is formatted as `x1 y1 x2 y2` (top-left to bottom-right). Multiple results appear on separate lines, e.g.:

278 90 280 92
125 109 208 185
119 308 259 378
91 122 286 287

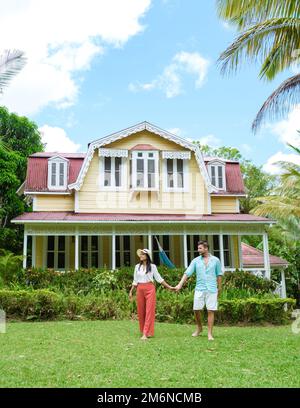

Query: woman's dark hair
139 252 152 273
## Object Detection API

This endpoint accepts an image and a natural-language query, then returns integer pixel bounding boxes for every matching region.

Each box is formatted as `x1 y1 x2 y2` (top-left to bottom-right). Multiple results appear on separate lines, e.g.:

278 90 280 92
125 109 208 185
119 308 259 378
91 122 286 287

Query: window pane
148 159 155 173
81 252 88 268
91 236 98 251
47 252 54 268
213 235 219 250
104 157 111 186
59 163 64 186
51 162 56 185
223 235 229 250
177 159 183 172
218 166 223 188
123 235 130 250
58 252 65 268
136 158 144 187
115 236 120 250
58 236 65 251
115 157 121 187
177 159 184 188
91 252 98 268
116 252 121 268
124 251 131 266
81 236 88 251
224 251 230 267
48 236 54 251
211 166 216 186
167 159 174 188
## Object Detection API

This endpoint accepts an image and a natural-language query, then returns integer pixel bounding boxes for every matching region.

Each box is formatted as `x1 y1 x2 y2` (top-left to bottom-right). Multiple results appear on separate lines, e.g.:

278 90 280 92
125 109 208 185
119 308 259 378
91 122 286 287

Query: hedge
0 289 295 324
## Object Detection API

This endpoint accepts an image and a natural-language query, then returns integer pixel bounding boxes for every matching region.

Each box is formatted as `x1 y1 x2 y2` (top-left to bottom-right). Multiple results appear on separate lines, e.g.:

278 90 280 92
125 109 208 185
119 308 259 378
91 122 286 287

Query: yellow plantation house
13 121 280 282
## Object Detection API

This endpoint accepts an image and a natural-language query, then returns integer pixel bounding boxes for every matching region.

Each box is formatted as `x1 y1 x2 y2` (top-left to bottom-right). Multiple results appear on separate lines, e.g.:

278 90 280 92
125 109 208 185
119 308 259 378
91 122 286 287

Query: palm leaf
0 49 26 92
252 73 300 131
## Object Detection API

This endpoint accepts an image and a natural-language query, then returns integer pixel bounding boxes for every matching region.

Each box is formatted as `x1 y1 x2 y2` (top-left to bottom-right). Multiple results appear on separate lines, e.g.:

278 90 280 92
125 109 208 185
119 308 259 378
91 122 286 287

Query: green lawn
0 320 299 387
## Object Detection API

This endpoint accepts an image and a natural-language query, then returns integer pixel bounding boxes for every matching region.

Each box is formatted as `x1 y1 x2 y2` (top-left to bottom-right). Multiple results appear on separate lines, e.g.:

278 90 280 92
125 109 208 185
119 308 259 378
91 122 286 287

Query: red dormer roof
242 243 288 267
25 152 85 192
204 158 245 195
130 144 159 150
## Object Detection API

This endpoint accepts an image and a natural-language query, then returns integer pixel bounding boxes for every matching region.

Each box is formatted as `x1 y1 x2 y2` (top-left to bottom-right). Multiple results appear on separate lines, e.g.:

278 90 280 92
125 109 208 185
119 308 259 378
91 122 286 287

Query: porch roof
241 243 288 268
12 211 274 224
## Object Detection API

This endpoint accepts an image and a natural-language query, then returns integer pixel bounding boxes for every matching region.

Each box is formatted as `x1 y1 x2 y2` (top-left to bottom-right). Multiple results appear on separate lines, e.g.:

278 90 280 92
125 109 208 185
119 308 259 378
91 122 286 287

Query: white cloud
263 105 300 174
198 134 221 147
129 51 209 97
263 151 300 175
39 125 81 153
266 105 300 148
0 0 151 115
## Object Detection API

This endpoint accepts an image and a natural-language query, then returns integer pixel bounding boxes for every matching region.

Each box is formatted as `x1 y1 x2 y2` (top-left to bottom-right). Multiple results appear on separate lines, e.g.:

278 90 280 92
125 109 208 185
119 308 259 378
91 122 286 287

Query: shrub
0 289 295 324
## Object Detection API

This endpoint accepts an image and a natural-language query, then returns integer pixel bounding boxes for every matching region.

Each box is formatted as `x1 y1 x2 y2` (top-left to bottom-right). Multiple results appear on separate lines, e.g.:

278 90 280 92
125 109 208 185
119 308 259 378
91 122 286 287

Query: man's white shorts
193 290 218 311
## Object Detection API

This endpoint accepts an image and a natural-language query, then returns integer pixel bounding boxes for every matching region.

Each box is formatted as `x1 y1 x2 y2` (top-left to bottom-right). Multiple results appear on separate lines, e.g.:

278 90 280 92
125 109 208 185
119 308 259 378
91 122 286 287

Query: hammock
154 236 176 269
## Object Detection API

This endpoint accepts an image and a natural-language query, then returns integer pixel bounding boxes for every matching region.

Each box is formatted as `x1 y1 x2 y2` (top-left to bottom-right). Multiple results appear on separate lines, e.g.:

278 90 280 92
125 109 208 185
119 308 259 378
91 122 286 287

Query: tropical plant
0 49 26 93
217 0 300 131
0 249 23 284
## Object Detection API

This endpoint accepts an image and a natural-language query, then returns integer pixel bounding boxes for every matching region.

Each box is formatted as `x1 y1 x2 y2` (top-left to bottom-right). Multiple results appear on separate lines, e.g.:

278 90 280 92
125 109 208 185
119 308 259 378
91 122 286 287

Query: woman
129 248 174 340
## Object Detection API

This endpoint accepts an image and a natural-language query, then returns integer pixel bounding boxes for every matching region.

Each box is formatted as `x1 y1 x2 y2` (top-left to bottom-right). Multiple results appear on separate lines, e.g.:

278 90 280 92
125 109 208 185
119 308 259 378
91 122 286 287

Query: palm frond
217 0 300 29
0 49 26 92
218 18 300 80
287 143 300 155
252 73 300 132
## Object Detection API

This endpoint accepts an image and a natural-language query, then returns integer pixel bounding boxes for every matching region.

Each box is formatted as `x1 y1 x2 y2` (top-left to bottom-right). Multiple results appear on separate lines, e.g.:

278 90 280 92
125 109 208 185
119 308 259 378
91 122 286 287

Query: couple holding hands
129 240 223 341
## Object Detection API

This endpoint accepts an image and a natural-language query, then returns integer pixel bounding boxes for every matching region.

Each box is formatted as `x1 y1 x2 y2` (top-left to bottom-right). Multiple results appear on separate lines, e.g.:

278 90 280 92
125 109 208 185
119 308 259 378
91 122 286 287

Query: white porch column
281 269 287 298
219 234 225 271
148 233 153 254
183 234 188 268
238 235 243 269
263 233 271 279
23 232 28 269
111 234 116 270
75 233 79 270
32 236 36 267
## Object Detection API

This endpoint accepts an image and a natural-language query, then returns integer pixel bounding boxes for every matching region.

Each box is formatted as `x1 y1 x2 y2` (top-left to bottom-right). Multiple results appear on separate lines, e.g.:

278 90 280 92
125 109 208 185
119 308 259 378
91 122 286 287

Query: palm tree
0 49 26 151
252 144 300 239
217 0 300 131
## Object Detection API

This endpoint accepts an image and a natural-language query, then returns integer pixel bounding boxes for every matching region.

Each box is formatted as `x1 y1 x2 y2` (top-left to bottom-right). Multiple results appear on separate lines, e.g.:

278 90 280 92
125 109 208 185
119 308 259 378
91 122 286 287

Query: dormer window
47 156 68 190
208 160 226 190
98 148 128 190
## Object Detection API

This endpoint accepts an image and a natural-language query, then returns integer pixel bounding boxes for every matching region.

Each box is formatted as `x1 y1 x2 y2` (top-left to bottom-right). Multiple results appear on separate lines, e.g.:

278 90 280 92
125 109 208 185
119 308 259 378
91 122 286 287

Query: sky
1 0 300 174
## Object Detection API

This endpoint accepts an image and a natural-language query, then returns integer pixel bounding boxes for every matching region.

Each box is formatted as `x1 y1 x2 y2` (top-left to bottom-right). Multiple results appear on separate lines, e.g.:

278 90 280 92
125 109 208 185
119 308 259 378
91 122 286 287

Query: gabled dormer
47 155 69 191
207 159 226 191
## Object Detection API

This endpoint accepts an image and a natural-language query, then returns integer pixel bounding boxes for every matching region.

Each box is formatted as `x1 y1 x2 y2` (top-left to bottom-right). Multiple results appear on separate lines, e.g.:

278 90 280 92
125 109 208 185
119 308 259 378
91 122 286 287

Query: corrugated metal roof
242 243 288 267
12 212 273 223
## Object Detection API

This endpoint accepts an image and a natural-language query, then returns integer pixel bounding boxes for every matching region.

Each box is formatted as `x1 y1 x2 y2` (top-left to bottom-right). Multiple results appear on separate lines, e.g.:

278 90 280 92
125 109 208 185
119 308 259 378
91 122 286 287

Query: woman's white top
132 263 164 286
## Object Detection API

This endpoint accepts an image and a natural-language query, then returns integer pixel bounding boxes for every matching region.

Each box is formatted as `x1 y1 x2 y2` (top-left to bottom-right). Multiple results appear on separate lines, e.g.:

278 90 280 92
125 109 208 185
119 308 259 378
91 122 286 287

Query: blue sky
1 0 300 173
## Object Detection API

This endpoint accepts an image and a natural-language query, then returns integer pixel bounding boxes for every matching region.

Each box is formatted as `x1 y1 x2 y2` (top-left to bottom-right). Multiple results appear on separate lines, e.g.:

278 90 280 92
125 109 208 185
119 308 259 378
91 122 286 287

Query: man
175 240 223 341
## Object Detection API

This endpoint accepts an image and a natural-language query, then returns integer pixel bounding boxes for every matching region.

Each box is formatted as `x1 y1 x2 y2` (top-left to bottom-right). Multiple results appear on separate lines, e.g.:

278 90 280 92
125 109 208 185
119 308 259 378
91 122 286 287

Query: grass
0 320 299 388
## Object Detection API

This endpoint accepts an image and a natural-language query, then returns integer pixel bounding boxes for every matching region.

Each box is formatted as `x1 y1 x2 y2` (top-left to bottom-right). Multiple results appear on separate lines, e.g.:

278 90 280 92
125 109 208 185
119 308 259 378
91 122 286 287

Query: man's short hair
198 240 209 249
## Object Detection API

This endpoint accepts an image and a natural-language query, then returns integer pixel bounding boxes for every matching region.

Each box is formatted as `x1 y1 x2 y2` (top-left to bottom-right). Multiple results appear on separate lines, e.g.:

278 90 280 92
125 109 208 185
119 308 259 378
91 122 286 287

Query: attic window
208 161 226 190
47 156 68 190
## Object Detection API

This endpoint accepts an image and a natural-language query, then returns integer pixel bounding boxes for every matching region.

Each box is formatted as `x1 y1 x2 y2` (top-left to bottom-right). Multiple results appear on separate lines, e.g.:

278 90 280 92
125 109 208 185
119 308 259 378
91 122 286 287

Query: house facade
12 121 274 277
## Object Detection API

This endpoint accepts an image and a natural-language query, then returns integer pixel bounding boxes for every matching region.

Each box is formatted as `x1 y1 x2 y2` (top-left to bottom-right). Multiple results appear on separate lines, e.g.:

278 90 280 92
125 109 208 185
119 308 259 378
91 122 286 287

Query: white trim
131 150 159 191
111 233 116 270
148 233 153 255
43 236 47 268
207 194 212 214
183 234 188 268
162 157 189 192
162 151 191 160
75 233 79 270
238 235 243 269
280 270 287 298
45 235 68 270
16 181 26 196
24 191 72 195
211 193 246 197
32 196 37 211
236 198 240 213
68 121 217 193
74 191 79 212
98 148 128 158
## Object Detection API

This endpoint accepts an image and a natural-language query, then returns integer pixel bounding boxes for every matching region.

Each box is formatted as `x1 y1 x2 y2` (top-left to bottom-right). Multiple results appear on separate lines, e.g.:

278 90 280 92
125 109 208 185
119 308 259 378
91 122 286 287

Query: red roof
12 212 273 223
25 154 85 192
24 152 245 194
130 144 159 150
242 243 288 267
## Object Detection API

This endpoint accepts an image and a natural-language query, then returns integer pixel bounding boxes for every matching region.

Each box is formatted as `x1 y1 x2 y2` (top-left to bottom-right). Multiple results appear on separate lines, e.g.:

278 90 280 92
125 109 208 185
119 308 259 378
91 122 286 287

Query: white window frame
163 158 189 192
115 235 134 267
47 156 69 190
131 151 159 191
99 156 127 191
207 160 226 191
46 236 69 270
79 236 101 268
